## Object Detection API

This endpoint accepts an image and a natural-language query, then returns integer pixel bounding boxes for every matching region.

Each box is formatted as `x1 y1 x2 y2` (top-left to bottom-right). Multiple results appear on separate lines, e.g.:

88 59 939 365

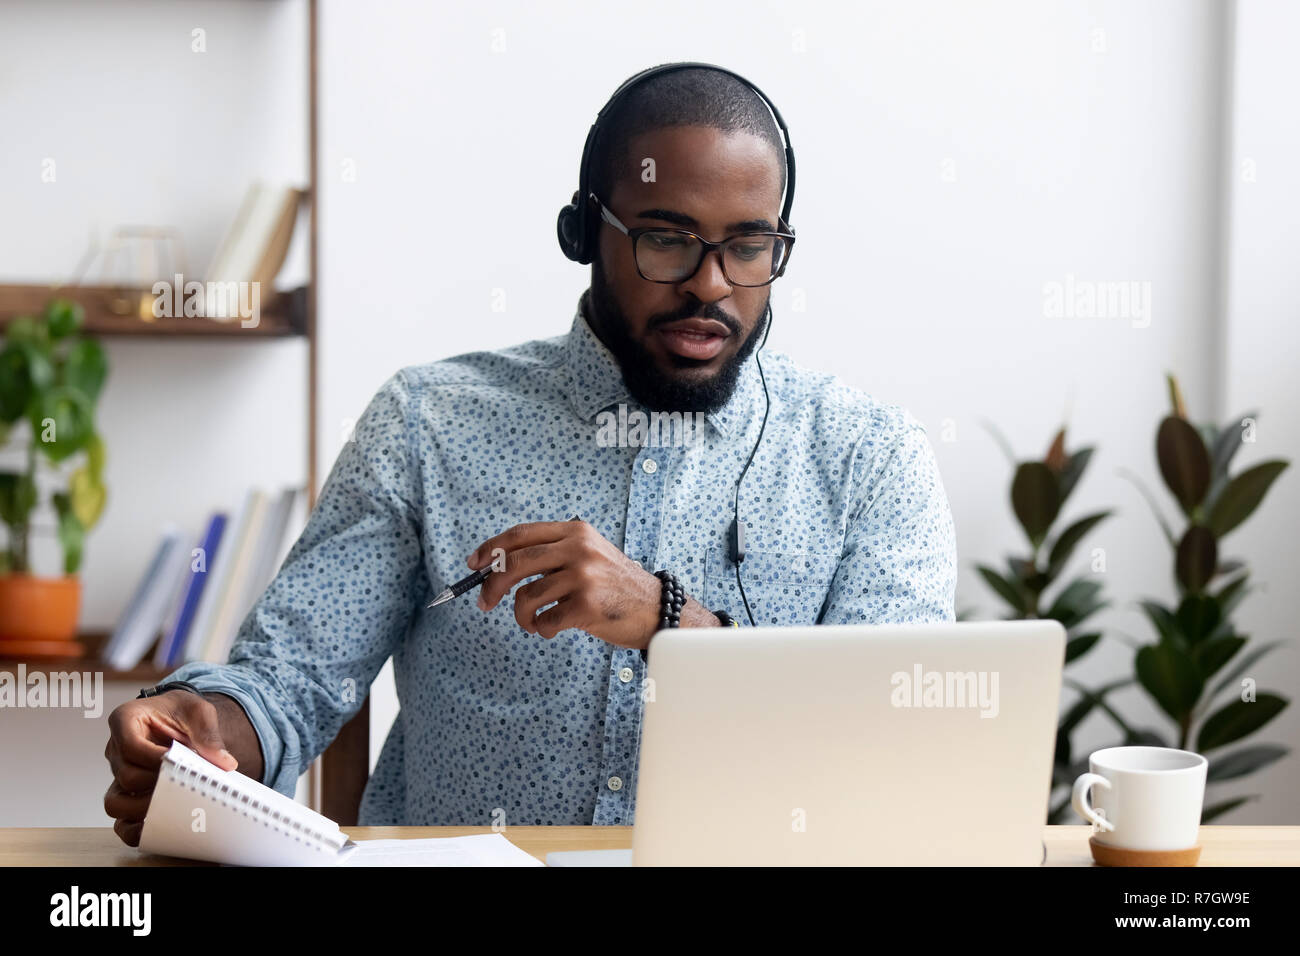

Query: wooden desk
2 825 1298 866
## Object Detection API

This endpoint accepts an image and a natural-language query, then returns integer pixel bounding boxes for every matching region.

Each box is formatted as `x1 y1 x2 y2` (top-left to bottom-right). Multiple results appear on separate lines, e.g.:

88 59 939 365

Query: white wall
1219 0 1300 823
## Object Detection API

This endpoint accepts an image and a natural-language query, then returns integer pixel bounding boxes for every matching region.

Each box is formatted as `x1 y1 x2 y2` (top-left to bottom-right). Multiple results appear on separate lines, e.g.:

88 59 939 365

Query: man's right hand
103 690 241 847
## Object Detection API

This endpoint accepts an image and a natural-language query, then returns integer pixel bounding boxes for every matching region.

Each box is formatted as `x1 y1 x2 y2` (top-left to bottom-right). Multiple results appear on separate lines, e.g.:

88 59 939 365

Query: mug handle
1071 772 1115 832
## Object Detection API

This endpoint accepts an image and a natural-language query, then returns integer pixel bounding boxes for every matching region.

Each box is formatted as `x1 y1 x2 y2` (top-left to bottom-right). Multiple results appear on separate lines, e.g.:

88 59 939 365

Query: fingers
477 541 572 611
104 778 153 823
162 692 238 770
512 570 577 634
114 816 144 848
468 519 585 571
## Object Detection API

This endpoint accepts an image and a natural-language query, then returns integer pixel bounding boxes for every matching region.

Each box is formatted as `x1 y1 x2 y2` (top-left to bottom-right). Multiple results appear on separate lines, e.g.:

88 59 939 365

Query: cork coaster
1089 837 1201 867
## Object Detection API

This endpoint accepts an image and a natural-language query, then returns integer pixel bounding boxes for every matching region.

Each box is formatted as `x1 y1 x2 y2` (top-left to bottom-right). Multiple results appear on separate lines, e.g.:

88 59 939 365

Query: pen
427 514 581 608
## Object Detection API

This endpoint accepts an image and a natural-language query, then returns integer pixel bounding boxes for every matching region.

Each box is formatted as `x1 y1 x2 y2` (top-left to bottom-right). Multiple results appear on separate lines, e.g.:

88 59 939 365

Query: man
104 64 957 843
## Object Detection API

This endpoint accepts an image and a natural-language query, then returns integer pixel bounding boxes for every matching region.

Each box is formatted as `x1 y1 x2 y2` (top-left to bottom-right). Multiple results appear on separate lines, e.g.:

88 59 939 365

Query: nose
677 246 732 301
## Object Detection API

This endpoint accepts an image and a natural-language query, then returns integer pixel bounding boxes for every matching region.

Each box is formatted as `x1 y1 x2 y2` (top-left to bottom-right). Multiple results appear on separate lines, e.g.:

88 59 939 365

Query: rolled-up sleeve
163 370 426 796
820 413 957 626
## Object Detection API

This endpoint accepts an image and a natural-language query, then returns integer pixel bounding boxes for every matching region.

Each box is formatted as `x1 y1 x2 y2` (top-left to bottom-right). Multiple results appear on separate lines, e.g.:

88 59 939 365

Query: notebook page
139 740 350 866
343 834 544 867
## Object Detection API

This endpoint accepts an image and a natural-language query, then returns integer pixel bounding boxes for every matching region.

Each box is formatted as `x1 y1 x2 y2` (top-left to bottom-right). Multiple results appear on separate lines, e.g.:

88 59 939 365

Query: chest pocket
702 546 840 626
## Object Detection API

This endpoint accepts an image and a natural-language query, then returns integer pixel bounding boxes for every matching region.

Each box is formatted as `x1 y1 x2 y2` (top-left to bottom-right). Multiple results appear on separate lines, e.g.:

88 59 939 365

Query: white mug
1072 746 1207 851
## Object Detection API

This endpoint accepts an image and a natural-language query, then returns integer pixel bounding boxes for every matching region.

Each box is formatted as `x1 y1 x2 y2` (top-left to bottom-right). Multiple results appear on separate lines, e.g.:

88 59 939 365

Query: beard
586 256 767 415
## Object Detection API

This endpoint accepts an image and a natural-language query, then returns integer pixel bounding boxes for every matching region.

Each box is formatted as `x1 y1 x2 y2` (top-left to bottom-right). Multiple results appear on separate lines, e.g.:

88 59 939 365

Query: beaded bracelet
654 569 685 630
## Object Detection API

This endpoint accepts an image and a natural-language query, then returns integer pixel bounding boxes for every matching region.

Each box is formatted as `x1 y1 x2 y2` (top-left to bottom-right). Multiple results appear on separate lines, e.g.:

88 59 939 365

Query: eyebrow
635 208 776 233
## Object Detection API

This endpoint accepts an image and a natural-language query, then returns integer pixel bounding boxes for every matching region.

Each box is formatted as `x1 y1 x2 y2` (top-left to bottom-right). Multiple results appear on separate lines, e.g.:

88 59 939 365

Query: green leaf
1045 578 1105 629
52 492 84 575
1011 462 1060 547
0 471 38 526
61 338 108 402
1211 410 1257 479
976 564 1029 614
1207 461 1289 539
1059 678 1135 737
1156 415 1212 513
1175 524 1218 593
1201 796 1257 823
1175 593 1221 644
85 431 107 480
1124 728 1170 747
1193 635 1245 680
45 298 85 338
4 315 47 348
1057 446 1095 508
980 419 1017 466
1047 510 1111 577
1117 468 1177 548
28 385 94 463
1064 632 1102 664
0 344 39 422
1197 694 1288 751
1214 572 1251 618
1206 744 1288 782
1139 599 1182 646
1205 640 1287 706
1136 642 1204 721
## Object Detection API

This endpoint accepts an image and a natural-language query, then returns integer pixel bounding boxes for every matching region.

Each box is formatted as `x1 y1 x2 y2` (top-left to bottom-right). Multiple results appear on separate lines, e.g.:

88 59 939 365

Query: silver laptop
550 621 1064 866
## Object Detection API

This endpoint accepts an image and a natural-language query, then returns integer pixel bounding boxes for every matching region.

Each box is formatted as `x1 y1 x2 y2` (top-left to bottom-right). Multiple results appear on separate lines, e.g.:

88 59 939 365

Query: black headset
556 61 796 265
556 62 797 625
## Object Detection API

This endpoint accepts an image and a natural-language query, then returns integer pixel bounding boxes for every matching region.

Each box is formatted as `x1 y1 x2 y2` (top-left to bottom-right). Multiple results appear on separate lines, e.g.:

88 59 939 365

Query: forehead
609 125 783 228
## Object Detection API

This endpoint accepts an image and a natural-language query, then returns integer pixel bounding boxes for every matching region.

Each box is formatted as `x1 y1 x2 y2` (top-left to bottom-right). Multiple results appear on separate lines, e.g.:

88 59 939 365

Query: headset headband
557 61 797 266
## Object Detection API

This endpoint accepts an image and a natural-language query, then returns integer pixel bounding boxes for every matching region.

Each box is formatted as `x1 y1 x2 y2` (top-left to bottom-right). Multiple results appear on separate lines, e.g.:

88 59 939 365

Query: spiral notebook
138 740 542 867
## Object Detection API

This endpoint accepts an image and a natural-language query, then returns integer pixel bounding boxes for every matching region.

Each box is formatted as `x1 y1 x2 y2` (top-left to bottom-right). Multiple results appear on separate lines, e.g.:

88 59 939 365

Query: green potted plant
1105 374 1291 820
973 421 1116 821
0 299 108 646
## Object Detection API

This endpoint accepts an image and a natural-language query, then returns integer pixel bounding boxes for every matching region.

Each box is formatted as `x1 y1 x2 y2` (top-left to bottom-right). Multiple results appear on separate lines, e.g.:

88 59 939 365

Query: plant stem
15 440 35 573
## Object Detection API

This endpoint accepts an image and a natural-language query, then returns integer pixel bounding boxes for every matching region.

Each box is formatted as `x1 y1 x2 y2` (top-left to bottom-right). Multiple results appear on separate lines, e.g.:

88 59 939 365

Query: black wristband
653 569 685 630
137 680 206 701
713 609 740 628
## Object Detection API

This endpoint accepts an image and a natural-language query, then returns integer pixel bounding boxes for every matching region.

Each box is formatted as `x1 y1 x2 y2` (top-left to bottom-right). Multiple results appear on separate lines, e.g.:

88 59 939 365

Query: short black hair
588 64 787 213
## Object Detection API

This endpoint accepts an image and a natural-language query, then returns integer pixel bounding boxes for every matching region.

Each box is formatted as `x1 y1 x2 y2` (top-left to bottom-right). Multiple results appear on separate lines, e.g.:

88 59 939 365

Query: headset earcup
556 190 584 262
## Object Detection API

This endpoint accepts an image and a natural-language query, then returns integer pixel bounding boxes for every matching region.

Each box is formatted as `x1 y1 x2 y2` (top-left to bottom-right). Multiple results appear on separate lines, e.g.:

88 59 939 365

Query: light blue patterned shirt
165 291 957 826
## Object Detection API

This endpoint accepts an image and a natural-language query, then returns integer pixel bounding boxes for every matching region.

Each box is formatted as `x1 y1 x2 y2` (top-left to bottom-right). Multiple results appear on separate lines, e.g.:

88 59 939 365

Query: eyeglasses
591 193 794 287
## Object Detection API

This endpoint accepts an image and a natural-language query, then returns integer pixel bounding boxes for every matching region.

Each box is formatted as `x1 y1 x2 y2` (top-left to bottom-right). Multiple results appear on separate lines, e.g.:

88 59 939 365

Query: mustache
647 305 742 336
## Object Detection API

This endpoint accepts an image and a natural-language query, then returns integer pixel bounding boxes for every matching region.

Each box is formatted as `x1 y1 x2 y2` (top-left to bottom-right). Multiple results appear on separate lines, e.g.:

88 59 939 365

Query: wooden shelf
0 630 171 684
0 283 307 338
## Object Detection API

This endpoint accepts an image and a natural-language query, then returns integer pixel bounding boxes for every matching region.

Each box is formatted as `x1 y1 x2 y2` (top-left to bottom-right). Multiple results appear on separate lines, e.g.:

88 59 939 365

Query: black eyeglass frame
590 192 796 287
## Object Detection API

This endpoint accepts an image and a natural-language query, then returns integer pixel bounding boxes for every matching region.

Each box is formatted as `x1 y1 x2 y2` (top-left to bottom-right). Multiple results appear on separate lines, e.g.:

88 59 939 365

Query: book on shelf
153 513 227 671
103 528 190 672
203 183 303 318
102 485 306 672
183 489 262 663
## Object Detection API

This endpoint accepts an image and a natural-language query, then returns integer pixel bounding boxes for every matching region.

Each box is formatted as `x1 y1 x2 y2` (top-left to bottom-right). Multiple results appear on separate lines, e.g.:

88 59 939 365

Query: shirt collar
565 289 763 439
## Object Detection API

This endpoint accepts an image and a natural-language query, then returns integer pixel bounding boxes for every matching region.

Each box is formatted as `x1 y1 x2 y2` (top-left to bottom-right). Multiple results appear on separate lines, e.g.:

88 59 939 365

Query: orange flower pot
0 574 82 643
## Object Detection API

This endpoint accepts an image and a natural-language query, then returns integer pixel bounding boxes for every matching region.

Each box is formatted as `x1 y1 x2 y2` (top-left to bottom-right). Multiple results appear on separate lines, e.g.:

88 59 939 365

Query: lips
657 318 731 361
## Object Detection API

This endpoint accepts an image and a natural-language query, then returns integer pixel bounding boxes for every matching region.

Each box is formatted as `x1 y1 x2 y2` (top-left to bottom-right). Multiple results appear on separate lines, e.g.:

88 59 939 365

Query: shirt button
607 775 623 792
641 458 658 474
618 666 634 683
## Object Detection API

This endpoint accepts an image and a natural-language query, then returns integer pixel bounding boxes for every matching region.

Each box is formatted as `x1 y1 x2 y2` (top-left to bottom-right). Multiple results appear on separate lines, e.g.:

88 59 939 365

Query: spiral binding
162 756 345 854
